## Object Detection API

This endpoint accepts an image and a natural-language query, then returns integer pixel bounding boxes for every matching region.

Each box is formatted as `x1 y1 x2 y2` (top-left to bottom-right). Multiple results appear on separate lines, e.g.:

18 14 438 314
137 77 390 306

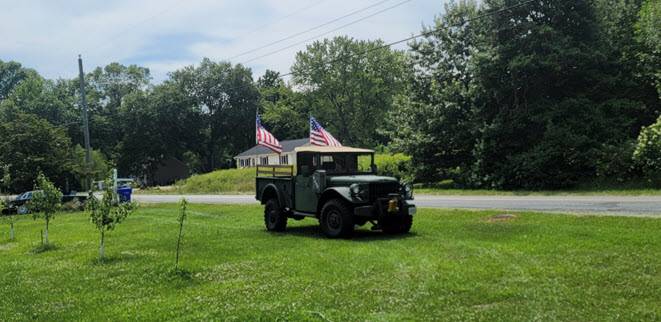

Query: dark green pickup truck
255 146 415 238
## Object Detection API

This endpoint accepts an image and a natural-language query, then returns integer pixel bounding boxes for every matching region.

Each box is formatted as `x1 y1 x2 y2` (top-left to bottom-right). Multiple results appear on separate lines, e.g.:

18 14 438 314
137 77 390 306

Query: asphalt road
132 194 661 217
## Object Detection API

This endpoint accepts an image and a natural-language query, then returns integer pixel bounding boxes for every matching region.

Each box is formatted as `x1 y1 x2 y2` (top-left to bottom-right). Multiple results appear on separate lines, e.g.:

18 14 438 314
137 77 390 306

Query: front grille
369 182 400 200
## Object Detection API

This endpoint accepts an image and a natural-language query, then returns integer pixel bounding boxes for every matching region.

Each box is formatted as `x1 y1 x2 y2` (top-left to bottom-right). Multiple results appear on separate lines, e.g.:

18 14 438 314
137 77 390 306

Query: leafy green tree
170 59 259 171
633 115 661 185
635 0 661 98
87 175 136 260
82 63 152 158
0 60 37 101
0 112 73 192
175 198 188 270
258 70 308 139
291 36 407 147
384 1 481 181
30 173 63 245
117 82 203 183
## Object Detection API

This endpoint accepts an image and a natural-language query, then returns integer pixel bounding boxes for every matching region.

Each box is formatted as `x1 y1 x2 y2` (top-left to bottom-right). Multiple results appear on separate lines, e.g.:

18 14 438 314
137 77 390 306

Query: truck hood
328 175 399 186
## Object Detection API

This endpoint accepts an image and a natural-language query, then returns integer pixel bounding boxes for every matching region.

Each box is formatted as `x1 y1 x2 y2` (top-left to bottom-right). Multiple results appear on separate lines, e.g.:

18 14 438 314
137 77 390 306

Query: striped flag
309 116 342 147
256 114 283 153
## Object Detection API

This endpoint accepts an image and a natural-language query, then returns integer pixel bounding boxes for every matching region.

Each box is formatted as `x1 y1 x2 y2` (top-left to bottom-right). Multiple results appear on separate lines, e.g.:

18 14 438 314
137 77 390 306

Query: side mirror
300 165 311 177
370 164 378 173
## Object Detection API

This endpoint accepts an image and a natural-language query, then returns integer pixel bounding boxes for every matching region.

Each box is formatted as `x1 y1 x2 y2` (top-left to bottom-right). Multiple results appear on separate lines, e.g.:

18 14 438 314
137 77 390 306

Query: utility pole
78 55 92 190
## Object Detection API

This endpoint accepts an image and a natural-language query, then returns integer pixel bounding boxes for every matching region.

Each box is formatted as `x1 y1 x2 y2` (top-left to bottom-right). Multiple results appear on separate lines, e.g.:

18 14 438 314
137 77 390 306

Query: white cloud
0 0 442 82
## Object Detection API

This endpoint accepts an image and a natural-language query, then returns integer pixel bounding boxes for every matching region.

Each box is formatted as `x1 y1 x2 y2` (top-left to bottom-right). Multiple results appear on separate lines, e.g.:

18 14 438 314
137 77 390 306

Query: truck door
295 153 319 213
295 175 318 213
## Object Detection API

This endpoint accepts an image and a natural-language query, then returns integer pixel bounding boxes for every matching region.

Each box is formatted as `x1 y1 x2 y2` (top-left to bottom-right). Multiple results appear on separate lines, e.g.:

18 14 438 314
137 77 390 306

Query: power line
240 0 328 37
279 0 537 77
228 0 397 60
242 0 412 65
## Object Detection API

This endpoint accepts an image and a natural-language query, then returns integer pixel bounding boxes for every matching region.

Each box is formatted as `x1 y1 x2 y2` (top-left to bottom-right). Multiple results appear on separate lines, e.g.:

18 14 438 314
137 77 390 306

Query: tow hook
387 198 399 213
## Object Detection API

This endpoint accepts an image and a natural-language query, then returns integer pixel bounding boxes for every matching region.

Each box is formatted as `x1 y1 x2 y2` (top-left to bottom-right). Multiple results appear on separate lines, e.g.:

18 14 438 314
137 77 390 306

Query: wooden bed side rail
256 165 294 177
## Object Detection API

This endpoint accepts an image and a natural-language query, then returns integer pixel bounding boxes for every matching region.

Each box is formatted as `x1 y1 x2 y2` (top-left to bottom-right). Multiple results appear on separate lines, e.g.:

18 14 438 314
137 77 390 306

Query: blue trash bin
117 186 132 203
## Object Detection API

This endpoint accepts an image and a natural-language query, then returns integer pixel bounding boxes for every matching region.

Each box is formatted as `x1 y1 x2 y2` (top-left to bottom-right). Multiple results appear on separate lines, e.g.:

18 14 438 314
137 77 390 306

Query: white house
234 138 310 168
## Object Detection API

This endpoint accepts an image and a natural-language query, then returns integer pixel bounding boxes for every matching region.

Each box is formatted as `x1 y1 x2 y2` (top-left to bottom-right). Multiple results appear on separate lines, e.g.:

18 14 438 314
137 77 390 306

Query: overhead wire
241 0 413 64
228 0 397 60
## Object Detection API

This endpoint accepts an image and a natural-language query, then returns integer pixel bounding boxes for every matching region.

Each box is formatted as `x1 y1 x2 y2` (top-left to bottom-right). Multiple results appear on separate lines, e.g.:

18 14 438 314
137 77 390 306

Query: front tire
264 198 287 232
320 199 354 238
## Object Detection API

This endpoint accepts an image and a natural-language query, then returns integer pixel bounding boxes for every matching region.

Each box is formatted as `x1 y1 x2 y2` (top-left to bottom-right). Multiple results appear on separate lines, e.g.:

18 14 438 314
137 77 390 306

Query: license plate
408 206 416 216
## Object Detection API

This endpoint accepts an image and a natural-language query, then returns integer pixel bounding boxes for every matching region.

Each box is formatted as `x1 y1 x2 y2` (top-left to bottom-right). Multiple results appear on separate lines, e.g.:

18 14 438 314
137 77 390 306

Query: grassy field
142 168 255 194
1 204 659 321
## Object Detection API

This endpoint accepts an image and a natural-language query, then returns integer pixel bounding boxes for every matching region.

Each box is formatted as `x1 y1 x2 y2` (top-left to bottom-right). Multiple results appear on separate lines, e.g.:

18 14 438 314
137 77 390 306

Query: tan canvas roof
294 146 374 153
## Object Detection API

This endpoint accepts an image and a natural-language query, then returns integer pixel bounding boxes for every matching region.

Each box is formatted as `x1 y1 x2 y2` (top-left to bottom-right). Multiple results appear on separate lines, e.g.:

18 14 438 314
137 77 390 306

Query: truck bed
255 165 295 209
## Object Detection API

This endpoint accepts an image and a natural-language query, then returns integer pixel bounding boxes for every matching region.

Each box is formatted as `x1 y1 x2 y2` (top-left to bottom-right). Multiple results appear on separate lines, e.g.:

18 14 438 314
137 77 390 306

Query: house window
239 159 243 167
261 157 269 165
279 155 289 165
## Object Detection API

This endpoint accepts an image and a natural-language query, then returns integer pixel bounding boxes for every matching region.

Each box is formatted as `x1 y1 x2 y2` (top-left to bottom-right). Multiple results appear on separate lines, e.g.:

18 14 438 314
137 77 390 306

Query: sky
0 0 443 83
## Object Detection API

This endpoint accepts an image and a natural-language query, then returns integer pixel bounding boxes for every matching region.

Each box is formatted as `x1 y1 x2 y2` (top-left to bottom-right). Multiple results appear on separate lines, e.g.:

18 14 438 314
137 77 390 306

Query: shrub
633 115 661 185
359 153 413 181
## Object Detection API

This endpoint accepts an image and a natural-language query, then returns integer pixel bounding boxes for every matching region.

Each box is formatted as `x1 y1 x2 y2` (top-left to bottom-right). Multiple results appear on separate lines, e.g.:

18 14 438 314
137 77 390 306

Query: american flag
256 114 282 153
310 116 342 147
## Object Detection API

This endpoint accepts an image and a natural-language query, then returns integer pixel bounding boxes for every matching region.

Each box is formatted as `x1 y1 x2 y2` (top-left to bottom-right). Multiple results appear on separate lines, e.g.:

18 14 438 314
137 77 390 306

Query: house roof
295 146 374 153
235 138 310 158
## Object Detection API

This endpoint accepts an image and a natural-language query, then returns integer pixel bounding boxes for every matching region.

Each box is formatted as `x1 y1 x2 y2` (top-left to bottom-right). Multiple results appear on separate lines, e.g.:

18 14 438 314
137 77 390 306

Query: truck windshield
315 153 374 174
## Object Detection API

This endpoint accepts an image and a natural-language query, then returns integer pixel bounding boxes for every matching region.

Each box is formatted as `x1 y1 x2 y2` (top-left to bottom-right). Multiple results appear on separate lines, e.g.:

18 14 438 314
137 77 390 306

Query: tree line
0 0 659 193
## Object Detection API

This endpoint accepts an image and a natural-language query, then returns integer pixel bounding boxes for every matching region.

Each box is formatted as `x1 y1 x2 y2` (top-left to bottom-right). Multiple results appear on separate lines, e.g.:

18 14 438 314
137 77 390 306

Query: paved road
133 194 661 217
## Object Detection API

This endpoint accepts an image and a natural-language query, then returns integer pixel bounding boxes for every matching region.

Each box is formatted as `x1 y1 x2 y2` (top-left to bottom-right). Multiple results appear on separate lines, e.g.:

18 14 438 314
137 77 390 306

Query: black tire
264 198 287 232
320 199 354 238
381 215 413 234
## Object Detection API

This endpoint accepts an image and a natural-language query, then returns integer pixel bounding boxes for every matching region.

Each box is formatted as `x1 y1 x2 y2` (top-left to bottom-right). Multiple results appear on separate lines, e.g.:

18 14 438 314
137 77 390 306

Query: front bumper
354 196 416 218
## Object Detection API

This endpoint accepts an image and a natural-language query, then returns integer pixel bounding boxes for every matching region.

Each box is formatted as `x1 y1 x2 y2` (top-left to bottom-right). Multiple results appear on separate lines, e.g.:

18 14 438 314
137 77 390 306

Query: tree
258 70 308 140
635 0 661 99
87 175 136 260
117 82 203 183
384 1 481 181
633 115 661 185
175 198 188 270
0 112 73 192
1 197 16 241
0 60 36 101
291 36 407 147
170 59 259 171
83 63 152 158
30 173 63 245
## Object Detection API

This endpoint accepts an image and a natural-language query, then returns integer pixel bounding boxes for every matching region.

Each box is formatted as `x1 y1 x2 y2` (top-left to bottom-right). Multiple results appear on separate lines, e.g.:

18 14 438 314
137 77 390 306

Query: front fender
316 187 360 214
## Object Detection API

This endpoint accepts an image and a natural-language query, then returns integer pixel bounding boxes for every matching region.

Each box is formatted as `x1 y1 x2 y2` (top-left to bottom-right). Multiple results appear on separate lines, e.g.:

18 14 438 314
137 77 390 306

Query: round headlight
402 183 413 199
350 183 361 195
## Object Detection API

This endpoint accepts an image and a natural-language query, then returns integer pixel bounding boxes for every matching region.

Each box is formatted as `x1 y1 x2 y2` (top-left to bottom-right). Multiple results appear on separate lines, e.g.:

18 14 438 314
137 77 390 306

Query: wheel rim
326 208 342 232
268 209 278 225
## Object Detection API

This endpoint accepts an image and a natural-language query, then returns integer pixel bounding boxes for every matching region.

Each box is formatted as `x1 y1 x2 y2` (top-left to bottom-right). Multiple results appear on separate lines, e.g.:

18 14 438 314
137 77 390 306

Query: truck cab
256 146 415 238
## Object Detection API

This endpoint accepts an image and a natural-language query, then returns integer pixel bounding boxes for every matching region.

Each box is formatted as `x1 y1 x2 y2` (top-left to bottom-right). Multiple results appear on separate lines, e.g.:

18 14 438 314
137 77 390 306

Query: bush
633 115 661 185
360 153 413 182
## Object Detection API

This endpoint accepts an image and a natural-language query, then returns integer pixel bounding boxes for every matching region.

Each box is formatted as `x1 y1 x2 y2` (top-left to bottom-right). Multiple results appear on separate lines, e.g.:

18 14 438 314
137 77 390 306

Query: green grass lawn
1 205 659 321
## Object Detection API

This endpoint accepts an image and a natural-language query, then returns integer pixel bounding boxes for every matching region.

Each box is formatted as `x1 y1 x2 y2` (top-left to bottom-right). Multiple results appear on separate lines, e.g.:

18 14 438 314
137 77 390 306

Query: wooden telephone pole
78 55 92 189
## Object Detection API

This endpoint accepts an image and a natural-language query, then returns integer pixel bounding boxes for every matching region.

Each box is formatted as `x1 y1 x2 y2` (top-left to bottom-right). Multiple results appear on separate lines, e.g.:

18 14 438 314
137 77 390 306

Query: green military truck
255 146 416 238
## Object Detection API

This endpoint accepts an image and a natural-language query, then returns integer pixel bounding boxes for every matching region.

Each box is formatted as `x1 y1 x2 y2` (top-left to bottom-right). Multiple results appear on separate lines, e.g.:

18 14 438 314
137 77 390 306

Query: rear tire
320 199 354 238
381 215 413 234
264 198 287 232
